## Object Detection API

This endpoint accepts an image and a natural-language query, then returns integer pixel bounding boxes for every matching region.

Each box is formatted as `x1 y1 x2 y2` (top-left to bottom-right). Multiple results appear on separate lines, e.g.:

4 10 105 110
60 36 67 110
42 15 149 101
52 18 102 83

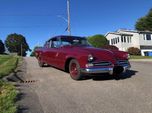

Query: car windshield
61 37 92 47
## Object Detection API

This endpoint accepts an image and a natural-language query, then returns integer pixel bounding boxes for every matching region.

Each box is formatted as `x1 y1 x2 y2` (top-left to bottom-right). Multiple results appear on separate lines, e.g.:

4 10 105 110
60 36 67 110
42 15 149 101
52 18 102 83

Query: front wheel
69 59 83 80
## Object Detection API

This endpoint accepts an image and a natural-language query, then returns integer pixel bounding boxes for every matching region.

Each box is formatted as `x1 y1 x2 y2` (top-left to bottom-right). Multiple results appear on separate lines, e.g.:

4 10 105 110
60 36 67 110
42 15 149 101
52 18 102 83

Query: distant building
105 29 152 56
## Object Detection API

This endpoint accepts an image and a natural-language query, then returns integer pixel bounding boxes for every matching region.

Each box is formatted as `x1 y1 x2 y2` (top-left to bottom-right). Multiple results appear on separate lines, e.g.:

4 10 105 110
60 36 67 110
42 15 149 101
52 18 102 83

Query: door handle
56 53 59 57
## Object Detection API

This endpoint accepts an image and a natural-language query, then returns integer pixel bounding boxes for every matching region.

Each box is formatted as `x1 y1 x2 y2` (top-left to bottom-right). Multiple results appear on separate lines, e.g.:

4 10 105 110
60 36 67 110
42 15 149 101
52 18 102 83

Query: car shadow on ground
82 70 138 81
42 66 138 81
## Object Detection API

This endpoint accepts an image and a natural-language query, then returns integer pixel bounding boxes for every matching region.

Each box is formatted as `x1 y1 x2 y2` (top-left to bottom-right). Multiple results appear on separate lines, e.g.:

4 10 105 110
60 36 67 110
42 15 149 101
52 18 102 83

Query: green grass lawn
130 55 152 59
0 55 19 113
0 81 17 113
0 55 19 78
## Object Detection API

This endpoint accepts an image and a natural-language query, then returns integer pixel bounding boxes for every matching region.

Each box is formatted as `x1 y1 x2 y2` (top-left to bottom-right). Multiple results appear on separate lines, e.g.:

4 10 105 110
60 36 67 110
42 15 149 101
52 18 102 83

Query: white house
105 29 152 56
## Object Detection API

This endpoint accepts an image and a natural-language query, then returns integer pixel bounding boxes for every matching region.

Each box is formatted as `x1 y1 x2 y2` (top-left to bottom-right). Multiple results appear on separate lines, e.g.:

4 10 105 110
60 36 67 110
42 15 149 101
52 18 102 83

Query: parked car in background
35 35 131 80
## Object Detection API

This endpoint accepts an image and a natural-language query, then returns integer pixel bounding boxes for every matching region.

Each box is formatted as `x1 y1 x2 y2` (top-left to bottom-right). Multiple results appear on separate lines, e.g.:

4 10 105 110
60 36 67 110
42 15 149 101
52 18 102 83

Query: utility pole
67 0 71 35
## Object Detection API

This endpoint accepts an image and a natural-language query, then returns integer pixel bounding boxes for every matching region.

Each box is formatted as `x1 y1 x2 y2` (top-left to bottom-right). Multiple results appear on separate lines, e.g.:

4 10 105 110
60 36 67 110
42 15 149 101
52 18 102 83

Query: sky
0 0 152 55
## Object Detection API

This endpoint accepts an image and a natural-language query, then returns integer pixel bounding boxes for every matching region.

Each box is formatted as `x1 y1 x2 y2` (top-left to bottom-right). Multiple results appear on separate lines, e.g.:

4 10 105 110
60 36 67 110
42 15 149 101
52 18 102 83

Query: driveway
18 57 152 113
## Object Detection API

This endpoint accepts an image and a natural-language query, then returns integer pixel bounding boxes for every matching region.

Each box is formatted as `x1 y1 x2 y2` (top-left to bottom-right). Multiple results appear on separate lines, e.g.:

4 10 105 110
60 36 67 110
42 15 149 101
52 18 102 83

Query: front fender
65 55 88 69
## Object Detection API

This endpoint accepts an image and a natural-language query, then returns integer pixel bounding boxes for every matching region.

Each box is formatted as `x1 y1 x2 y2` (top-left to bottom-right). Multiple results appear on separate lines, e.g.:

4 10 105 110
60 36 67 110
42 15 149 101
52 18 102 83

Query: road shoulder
15 58 44 113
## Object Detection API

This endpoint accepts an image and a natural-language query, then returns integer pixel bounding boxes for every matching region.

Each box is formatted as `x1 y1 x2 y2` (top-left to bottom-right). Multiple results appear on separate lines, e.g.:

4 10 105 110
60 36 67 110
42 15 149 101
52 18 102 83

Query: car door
46 37 61 67
43 40 53 65
54 37 66 69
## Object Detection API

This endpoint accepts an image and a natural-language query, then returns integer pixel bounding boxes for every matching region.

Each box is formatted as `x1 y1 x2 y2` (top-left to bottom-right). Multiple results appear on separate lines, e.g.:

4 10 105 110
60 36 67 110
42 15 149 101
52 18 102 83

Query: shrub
127 47 141 55
88 35 108 48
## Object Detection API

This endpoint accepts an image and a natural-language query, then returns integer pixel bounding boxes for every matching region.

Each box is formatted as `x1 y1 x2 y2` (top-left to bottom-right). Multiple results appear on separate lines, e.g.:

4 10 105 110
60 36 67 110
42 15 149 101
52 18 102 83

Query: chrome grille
93 61 112 66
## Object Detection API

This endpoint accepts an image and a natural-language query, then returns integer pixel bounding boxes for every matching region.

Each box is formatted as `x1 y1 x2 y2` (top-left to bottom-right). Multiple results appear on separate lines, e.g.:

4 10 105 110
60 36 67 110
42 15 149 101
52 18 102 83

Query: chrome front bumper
81 64 131 75
122 64 131 72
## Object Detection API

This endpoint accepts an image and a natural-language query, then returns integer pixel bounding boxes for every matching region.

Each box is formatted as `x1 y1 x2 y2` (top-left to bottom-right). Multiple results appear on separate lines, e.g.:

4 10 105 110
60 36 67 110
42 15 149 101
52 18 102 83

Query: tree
0 39 5 54
127 47 141 55
88 35 108 48
135 8 152 31
30 46 42 57
5 33 30 56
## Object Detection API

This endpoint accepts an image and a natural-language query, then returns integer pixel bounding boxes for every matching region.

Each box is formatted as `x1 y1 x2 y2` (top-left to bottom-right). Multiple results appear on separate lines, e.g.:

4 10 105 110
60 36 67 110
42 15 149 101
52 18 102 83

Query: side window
51 38 61 48
61 41 71 46
52 41 58 48
60 38 71 46
49 40 52 48
44 41 49 48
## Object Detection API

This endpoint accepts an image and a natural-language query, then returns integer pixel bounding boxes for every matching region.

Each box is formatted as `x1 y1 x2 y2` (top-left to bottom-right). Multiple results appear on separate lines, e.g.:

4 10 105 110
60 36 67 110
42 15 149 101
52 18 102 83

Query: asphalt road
18 57 152 113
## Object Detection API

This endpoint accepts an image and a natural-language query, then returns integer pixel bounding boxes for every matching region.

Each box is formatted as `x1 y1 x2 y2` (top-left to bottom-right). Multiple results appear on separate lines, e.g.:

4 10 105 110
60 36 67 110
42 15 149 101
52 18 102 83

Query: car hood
72 46 128 62
72 46 118 63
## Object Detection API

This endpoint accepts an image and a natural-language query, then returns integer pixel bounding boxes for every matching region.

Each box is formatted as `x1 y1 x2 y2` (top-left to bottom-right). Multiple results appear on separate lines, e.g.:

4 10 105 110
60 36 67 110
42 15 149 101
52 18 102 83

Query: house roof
105 32 133 37
105 29 152 37
117 29 152 34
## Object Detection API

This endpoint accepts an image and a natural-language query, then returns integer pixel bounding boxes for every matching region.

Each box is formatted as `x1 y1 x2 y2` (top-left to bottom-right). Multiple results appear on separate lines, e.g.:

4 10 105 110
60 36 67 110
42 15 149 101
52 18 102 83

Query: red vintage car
35 35 131 80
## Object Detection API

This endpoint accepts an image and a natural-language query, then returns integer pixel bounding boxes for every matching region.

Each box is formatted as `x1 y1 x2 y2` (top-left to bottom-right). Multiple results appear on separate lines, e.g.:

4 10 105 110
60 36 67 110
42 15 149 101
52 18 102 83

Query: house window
113 39 115 44
127 36 129 43
146 34 151 40
124 36 126 43
112 39 114 45
130 37 132 43
118 37 119 43
111 39 113 45
121 36 123 42
115 38 117 44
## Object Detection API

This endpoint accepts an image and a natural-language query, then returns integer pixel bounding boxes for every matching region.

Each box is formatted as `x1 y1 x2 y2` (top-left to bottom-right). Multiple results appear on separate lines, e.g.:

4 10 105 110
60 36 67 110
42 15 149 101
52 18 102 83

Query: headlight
127 54 130 59
123 53 130 59
88 54 94 62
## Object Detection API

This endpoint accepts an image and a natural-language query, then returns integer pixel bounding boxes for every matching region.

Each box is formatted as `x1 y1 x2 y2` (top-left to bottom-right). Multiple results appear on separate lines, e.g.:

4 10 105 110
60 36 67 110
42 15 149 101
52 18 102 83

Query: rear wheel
69 59 83 80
